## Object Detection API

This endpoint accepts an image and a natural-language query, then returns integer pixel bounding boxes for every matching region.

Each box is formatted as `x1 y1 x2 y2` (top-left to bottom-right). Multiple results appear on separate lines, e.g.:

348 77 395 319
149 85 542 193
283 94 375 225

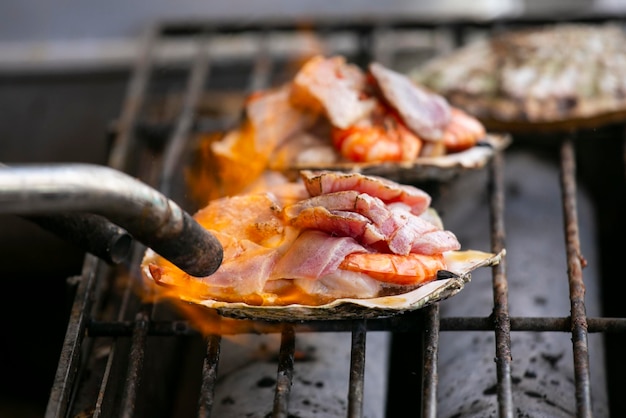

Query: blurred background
1 1 624 416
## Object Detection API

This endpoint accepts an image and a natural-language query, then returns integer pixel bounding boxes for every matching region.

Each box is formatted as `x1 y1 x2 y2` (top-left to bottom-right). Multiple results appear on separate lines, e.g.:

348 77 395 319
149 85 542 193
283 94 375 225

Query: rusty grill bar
47 17 626 418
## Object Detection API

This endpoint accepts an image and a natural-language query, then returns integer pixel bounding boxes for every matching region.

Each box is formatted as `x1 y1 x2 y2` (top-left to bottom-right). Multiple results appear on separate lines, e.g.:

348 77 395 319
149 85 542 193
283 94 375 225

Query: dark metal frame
46 17 626 418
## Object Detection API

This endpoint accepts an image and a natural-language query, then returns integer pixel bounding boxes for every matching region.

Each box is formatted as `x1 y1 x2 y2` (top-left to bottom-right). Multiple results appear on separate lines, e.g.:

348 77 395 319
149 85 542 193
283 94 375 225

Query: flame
185 125 265 206
138 265 330 336
184 27 326 206
135 261 283 336
184 132 222 204
146 257 334 308
159 34 422 333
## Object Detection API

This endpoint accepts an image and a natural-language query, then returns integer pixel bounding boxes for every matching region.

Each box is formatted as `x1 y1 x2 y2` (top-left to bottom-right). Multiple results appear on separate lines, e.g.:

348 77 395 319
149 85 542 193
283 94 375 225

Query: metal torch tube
23 212 132 265
0 163 223 277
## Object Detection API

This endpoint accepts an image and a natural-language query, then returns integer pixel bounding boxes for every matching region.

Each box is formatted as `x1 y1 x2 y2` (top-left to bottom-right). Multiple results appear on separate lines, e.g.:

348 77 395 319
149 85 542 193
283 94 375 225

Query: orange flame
147 32 346 334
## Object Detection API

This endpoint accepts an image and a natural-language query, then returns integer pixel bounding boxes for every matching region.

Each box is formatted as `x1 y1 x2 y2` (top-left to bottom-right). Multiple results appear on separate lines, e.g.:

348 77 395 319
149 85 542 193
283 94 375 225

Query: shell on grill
274 133 510 184
141 248 503 321
197 55 510 203
413 23 626 131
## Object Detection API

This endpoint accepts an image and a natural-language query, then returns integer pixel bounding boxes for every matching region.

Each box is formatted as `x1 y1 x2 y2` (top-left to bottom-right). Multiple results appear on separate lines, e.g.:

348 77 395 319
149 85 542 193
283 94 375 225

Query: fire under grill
45 17 626 418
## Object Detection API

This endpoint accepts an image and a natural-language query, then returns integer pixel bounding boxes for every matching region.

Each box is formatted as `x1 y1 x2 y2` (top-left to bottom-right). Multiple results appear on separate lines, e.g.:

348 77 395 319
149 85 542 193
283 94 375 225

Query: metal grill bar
248 31 273 92
86 316 626 336
273 325 296 418
347 320 367 418
157 15 626 37
120 307 150 418
198 334 222 418
160 32 212 196
560 138 593 417
109 25 157 173
93 262 143 418
46 17 626 418
45 256 101 418
421 304 439 418
488 147 513 417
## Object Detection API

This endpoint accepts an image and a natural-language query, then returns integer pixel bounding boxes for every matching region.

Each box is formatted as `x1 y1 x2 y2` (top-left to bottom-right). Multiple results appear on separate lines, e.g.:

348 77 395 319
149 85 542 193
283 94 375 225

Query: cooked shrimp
331 109 423 162
442 107 486 153
339 252 446 285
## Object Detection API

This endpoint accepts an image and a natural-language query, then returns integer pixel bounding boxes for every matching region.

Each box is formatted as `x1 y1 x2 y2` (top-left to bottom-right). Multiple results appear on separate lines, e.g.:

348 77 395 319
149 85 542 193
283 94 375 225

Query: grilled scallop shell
273 133 510 184
141 248 504 321
413 23 626 131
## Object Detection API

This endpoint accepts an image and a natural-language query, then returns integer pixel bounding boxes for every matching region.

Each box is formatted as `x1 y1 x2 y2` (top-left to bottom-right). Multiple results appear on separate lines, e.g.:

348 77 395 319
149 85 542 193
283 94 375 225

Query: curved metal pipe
24 213 132 265
0 163 223 277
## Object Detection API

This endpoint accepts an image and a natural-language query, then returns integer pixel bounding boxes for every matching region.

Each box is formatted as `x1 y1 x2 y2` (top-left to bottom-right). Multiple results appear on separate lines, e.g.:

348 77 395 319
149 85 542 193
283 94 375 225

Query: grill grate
46 17 626 418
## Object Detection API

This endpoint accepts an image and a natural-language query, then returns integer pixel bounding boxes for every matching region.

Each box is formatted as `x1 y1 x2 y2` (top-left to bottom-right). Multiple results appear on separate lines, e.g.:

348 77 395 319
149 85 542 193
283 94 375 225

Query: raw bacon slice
387 208 461 255
283 190 362 219
290 207 379 240
290 55 377 129
284 190 400 241
369 62 451 141
272 230 368 280
284 189 460 256
245 84 318 151
143 170 469 304
300 170 431 215
198 240 282 295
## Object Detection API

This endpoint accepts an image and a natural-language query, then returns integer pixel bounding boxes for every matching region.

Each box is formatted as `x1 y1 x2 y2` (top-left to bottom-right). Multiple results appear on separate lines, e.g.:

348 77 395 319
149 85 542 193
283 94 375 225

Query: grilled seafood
331 104 423 162
413 23 626 125
142 171 499 311
368 62 451 141
290 55 376 129
203 55 489 196
340 252 446 285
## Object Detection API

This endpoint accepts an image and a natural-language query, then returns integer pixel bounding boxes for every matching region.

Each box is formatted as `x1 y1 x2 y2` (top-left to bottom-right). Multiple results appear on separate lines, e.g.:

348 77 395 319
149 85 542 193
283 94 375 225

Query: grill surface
45 17 626 418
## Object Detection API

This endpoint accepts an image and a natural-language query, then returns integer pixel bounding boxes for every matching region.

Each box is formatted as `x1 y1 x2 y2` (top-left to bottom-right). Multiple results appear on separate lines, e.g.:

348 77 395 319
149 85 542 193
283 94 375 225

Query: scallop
413 23 626 130
141 248 504 321
274 133 510 184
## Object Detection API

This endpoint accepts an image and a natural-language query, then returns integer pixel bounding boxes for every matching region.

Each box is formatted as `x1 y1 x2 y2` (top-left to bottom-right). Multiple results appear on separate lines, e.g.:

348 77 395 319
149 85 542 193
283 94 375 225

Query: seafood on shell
142 170 503 321
205 55 508 197
413 23 626 130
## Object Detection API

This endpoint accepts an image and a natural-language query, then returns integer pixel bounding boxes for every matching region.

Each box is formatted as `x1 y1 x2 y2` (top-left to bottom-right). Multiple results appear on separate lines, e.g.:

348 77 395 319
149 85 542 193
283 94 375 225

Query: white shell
142 249 504 321
276 134 510 183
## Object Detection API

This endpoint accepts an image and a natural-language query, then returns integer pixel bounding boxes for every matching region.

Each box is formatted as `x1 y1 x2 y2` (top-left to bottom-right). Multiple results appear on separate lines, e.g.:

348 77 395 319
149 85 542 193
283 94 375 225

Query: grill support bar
86 316 626 337
273 325 296 418
160 32 212 197
120 306 151 418
489 149 514 417
198 334 222 418
348 320 367 418
560 138 594 417
421 304 440 418
44 18 622 418
108 25 157 172
45 256 101 418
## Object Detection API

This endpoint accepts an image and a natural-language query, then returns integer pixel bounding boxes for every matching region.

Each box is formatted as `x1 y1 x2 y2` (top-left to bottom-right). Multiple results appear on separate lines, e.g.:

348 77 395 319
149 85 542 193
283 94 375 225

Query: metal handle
0 163 223 277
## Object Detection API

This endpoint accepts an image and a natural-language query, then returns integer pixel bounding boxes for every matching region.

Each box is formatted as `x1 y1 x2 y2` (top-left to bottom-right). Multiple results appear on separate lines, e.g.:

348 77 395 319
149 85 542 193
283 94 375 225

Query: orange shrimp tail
331 112 422 163
339 252 446 285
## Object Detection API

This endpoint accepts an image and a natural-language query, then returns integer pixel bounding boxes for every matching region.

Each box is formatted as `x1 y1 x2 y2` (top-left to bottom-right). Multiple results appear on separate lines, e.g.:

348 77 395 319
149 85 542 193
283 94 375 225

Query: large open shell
141 249 504 321
413 24 626 133
275 134 510 184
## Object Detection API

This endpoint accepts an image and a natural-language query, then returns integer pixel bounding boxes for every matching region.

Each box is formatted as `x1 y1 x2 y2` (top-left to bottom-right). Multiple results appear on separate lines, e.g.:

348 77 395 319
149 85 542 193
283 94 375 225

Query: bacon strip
300 170 431 215
369 62 451 141
272 230 368 280
290 55 377 129
284 190 460 256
